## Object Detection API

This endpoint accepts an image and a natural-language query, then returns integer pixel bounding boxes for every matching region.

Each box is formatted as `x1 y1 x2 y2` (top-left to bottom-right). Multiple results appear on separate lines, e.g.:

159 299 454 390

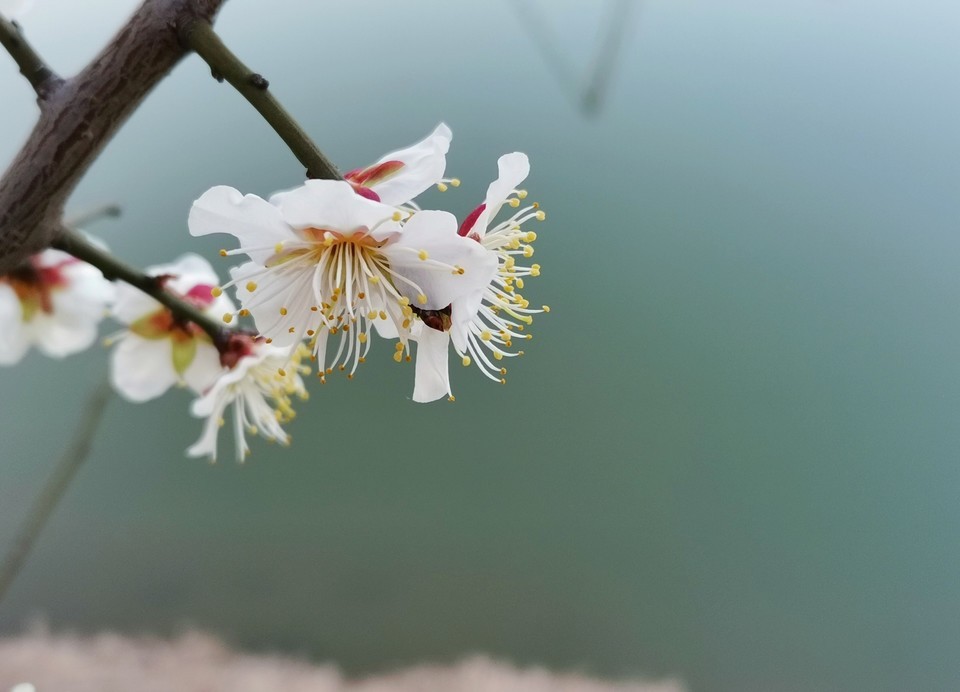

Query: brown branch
53 228 230 344
0 15 63 100
180 20 341 181
0 0 228 273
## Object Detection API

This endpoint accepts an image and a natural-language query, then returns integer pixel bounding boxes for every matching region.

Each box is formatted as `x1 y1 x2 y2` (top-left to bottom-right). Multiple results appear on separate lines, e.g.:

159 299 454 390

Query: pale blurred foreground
0 629 683 692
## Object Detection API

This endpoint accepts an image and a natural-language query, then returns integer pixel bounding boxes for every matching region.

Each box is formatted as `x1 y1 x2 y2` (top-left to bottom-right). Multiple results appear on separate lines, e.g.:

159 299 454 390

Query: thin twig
0 15 63 100
53 228 229 344
64 204 122 229
0 380 111 607
180 20 341 181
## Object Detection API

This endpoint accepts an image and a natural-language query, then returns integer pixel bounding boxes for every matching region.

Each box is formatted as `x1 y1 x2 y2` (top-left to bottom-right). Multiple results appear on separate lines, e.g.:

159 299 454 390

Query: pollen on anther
222 313 233 323
462 356 471 367
358 333 368 343
279 307 288 316
395 342 404 351
379 310 387 320
517 189 528 199
393 351 403 362
218 249 228 257
437 183 449 192
278 368 287 377
392 211 403 221
535 210 546 221
542 305 551 312
211 287 223 297
418 250 429 261
307 329 315 336
450 178 461 187
274 242 284 254
509 197 521 208
417 293 428 305
239 309 250 317
265 337 273 344
288 327 296 334
246 281 258 292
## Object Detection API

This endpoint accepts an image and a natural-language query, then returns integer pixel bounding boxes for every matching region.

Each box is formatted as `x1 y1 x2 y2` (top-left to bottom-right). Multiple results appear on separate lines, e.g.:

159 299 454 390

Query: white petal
413 327 452 403
0 285 28 365
230 262 313 346
189 186 296 264
367 123 452 206
182 341 225 395
475 152 530 238
450 288 485 353
276 179 398 235
110 336 178 402
112 281 161 324
32 313 98 358
186 398 229 462
382 210 497 310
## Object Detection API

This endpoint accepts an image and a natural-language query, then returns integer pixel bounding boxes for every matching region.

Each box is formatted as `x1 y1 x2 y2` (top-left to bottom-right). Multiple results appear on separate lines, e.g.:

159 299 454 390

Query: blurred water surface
2 1 960 690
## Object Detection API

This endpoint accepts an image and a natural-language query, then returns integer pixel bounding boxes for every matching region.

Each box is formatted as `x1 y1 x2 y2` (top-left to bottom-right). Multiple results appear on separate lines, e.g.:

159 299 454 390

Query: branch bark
0 0 227 273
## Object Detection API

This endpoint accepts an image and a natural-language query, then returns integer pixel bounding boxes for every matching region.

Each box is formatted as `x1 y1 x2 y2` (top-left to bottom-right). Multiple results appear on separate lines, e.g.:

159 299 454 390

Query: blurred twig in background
0 380 111 607
510 0 638 118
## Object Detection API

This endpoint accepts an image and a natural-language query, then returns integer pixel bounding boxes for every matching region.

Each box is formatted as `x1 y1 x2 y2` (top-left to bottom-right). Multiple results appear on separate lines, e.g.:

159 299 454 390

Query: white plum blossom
108 253 234 402
0 249 114 365
188 179 494 380
187 336 308 463
0 0 32 19
343 123 454 206
409 152 548 402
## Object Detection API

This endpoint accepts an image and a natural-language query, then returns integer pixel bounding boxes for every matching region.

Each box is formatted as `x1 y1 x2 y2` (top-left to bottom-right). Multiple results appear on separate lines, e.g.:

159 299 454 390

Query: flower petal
412 326 452 403
381 210 497 310
276 179 399 236
189 186 296 264
182 341 225 395
362 123 452 206
475 152 530 238
0 284 28 365
110 336 178 402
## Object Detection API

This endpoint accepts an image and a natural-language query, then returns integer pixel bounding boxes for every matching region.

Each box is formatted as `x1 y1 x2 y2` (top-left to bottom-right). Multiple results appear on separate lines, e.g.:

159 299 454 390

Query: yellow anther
274 242 284 254
288 327 295 334
246 281 258 292
481 330 492 341
222 313 233 323
535 210 546 221
218 249 228 257
311 305 319 312
523 246 535 258
323 234 335 247
399 296 410 306
418 249 429 261
517 189 528 199
448 395 456 402
393 351 403 362
417 293 428 305
524 231 537 242
358 332 367 343
329 327 338 335
278 368 287 377
500 368 507 375
530 265 541 277
265 338 273 344
493 351 503 361
379 310 387 320
279 307 288 316
402 319 411 329
307 329 315 337
239 309 250 317
359 356 366 363
516 278 525 289
509 197 521 208
347 373 354 380
369 276 380 284
392 211 403 221
358 292 365 299
211 287 223 297
542 305 551 313
395 342 405 351
450 178 461 187
437 182 449 192
367 310 378 320
462 356 471 367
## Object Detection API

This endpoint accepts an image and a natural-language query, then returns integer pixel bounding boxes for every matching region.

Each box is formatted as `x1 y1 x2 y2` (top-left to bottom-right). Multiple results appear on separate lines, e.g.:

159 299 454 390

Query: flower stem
0 380 111 608
53 228 229 344
180 20 342 181
0 15 63 101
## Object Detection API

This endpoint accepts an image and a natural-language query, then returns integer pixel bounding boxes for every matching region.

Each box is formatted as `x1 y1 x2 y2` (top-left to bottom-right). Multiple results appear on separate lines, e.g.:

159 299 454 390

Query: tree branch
0 15 63 100
54 228 230 344
0 379 111 607
0 0 227 273
180 20 341 181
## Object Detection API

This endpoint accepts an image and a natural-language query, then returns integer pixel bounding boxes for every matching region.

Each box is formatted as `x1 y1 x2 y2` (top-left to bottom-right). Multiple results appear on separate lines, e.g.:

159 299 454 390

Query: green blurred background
2 1 960 690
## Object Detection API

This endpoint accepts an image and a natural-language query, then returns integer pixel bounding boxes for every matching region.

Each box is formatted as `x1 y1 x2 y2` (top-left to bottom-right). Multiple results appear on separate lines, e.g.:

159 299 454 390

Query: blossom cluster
0 126 548 462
